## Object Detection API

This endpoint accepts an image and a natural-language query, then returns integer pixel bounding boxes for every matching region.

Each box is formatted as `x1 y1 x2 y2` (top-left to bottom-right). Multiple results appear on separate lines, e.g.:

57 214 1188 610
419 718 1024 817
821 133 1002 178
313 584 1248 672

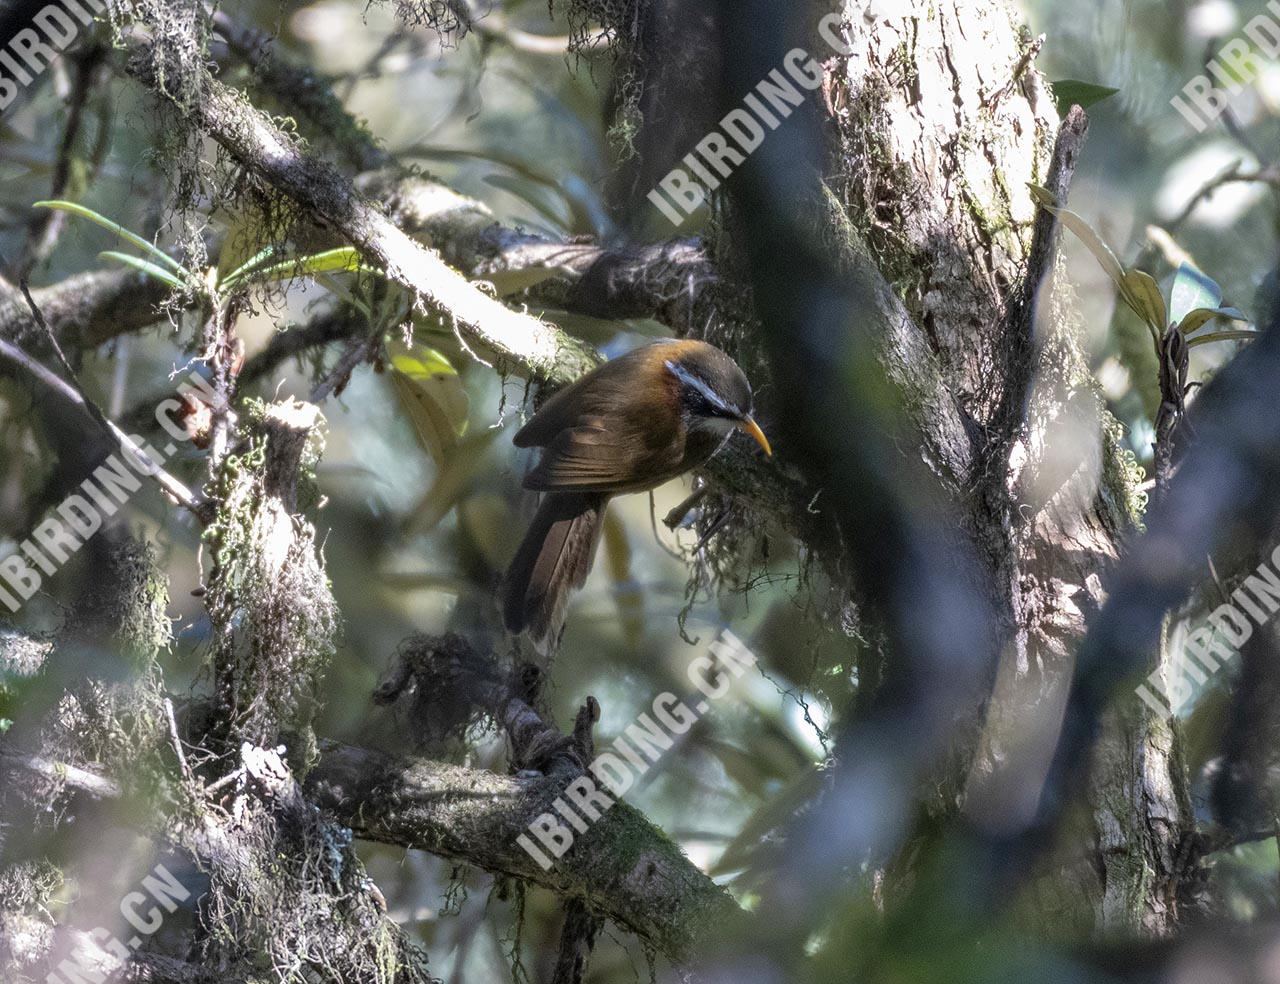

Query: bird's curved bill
737 417 772 456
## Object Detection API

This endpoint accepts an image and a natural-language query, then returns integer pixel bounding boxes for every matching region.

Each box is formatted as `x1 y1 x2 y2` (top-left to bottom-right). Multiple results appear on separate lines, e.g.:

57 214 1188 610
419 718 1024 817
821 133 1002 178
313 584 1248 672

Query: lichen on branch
202 399 337 752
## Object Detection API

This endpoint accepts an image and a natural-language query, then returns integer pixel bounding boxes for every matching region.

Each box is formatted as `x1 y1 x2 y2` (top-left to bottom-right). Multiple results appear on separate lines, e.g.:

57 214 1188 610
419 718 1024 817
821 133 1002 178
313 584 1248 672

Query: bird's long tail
503 491 607 644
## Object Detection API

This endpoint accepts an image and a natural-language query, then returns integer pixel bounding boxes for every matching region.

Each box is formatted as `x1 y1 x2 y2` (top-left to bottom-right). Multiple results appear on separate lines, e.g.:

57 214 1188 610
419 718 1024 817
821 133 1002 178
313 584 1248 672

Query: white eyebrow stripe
664 360 736 415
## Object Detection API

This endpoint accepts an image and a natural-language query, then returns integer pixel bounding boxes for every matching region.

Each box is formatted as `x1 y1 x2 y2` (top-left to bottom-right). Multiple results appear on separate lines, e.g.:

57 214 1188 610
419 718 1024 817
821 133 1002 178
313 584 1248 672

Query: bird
503 339 771 645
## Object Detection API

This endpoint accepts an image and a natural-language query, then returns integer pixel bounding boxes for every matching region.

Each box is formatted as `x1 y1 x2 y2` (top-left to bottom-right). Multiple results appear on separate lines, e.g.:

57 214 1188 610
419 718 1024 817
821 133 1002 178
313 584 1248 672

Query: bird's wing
513 349 654 449
524 417 682 493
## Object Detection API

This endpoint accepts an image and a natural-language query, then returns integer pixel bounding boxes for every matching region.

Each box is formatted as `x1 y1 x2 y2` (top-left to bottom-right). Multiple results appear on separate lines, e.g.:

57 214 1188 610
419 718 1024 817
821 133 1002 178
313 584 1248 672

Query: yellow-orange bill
737 417 772 456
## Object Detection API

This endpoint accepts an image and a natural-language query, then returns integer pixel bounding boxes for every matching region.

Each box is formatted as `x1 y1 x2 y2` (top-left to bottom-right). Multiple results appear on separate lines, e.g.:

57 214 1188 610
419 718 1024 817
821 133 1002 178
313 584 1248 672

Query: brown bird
504 339 771 645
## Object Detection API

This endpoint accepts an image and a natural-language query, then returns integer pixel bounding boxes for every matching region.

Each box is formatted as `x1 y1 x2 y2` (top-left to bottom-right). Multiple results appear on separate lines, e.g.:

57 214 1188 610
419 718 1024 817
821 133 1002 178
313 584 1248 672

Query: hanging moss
201 402 339 753
0 861 61 977
194 766 435 984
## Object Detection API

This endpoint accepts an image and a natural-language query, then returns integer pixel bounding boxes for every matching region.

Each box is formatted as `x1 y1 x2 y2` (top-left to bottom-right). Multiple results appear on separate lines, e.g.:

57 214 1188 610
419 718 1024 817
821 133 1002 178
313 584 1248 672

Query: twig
693 505 735 553
2 714 743 964
0 749 122 799
989 104 1090 465
649 489 688 562
1143 224 1197 271
124 40 600 388
663 485 710 530
209 10 391 173
165 697 193 781
202 764 246 797
237 307 360 390
19 46 107 276
309 328 380 402
1166 160 1280 233
551 897 602 984
0 334 209 521
306 739 744 965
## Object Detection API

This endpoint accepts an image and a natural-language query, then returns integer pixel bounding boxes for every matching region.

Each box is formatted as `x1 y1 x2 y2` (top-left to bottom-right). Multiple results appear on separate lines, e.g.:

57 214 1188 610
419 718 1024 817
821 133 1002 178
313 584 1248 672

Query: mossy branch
124 35 598 388
0 269 174 351
0 734 740 969
305 740 744 966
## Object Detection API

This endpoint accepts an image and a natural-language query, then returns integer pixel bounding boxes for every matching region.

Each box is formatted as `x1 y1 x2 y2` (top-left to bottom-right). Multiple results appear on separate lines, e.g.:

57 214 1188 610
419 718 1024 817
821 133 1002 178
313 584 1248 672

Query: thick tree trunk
826 0 1191 932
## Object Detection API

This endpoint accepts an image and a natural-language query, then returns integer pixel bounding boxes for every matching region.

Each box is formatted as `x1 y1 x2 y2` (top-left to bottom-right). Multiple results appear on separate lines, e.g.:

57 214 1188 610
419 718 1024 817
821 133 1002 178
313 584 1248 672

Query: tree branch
125 35 599 388
0 337 208 519
990 104 1090 460
0 734 738 968
0 269 173 351
304 741 742 966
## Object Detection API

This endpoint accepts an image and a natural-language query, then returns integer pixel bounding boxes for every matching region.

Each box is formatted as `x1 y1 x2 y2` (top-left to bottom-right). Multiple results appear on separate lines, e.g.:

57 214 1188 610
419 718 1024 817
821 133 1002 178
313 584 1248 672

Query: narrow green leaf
98 251 185 288
220 243 279 289
314 272 373 319
1029 191 1127 288
1057 208 1126 286
1050 79 1120 111
483 173 570 233
389 343 469 466
1026 183 1057 208
34 200 186 275
1029 185 1169 334
1186 330 1258 347
241 247 368 286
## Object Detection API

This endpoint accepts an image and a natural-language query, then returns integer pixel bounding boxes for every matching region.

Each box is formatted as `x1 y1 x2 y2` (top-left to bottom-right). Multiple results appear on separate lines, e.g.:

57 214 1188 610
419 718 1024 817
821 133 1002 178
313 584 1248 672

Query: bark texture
828 0 1189 932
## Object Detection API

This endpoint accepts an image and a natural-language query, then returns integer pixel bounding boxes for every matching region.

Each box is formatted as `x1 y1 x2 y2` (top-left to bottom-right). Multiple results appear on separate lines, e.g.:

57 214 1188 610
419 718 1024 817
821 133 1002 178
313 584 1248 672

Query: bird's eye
690 393 731 418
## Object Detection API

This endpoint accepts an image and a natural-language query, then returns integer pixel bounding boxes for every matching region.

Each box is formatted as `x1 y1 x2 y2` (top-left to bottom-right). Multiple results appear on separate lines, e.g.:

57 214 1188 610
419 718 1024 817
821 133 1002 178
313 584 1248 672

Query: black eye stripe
665 359 740 417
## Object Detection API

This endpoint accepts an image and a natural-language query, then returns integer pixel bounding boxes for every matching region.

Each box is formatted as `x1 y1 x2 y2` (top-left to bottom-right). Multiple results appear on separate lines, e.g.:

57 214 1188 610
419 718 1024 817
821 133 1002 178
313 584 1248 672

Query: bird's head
663 345 772 455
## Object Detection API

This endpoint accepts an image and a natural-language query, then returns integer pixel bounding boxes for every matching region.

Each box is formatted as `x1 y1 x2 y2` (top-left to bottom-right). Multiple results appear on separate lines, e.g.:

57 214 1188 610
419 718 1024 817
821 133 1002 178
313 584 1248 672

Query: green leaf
0 718 11 733
1050 79 1120 111
483 173 570 234
1026 183 1057 208
98 251 185 289
1169 264 1222 323
34 200 186 275
315 272 373 319
1121 269 1168 334
219 243 279 289
1027 186 1127 289
1176 306 1248 336
237 247 368 287
1029 184 1173 336
1186 329 1258 347
389 343 469 465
